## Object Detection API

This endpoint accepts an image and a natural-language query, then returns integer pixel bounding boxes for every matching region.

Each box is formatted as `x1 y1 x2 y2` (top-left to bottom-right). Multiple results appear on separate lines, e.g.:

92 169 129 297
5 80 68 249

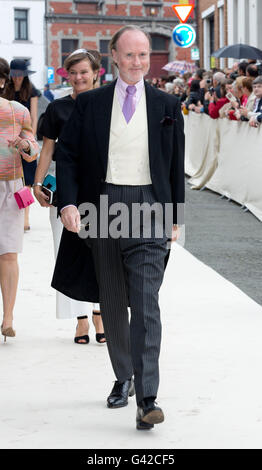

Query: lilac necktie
122 85 136 123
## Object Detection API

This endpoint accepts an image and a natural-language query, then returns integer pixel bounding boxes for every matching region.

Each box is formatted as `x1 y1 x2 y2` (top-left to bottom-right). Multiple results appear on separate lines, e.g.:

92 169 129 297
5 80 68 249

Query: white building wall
237 0 249 43
227 0 238 46
218 2 225 69
228 0 262 48
203 18 210 70
0 0 45 90
248 0 262 48
202 4 215 70
227 0 262 66
249 0 258 46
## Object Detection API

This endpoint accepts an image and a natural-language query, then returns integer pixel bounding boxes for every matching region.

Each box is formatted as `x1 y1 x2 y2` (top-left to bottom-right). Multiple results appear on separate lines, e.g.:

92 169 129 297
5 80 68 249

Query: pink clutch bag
14 187 35 209
9 102 35 210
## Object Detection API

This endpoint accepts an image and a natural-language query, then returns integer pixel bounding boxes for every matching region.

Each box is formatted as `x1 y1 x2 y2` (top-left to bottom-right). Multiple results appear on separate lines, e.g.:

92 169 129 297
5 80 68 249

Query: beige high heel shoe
1 324 16 342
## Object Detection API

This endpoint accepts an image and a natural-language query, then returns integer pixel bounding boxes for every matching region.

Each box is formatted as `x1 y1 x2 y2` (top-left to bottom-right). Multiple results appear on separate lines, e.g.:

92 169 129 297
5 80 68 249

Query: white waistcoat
105 87 152 185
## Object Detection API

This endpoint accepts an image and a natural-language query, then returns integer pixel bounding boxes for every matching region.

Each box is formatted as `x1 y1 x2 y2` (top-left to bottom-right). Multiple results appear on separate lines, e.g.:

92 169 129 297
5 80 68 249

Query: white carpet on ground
0 203 262 449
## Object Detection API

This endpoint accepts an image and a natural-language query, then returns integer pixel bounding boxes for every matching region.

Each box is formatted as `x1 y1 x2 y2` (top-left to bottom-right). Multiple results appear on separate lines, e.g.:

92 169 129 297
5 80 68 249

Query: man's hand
231 101 239 110
225 109 231 119
33 185 51 208
61 206 81 233
249 116 259 127
171 225 181 243
239 106 248 117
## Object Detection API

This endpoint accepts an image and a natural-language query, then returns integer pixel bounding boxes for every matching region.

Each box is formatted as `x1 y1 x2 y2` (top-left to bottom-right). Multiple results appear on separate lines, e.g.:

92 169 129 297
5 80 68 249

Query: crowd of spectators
148 60 262 128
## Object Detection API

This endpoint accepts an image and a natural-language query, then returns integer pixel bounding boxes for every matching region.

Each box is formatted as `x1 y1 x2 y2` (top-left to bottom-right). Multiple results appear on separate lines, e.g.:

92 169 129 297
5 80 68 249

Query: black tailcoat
51 80 185 301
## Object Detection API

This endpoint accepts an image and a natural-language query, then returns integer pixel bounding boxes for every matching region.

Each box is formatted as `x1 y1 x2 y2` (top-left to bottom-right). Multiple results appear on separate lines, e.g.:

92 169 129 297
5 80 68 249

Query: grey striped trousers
88 183 168 404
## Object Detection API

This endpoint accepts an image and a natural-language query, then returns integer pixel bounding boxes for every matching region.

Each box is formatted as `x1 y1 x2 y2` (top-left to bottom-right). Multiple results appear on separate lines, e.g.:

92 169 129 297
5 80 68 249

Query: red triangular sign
172 4 194 23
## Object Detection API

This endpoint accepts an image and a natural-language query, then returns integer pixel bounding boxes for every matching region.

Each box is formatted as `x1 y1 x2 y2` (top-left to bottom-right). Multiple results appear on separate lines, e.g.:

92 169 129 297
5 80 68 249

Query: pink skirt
0 179 24 255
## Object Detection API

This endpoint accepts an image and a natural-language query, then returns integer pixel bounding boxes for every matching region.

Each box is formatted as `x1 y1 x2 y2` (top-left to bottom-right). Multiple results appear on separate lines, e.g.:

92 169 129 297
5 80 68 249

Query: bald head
111 28 151 85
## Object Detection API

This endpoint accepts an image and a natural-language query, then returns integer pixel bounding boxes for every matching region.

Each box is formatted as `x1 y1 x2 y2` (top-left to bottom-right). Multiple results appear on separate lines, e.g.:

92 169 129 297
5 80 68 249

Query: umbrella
162 60 197 74
212 43 262 60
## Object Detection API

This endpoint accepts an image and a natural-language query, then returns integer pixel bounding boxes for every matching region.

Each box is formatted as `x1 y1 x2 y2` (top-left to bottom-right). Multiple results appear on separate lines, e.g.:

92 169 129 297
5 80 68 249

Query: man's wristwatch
33 182 42 187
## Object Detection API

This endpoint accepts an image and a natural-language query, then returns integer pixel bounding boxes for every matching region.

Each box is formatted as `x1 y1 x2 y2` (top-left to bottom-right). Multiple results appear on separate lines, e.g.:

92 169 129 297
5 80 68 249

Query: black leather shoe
136 399 164 430
107 378 135 408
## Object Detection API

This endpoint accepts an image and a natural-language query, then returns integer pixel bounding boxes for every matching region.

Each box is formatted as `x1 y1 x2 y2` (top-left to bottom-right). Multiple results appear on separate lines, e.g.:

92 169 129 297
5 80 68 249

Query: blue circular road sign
172 24 196 48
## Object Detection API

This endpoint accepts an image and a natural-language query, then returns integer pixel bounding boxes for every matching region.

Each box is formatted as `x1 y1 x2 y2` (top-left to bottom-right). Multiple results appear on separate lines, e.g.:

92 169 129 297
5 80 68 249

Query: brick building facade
45 0 196 84
197 0 228 70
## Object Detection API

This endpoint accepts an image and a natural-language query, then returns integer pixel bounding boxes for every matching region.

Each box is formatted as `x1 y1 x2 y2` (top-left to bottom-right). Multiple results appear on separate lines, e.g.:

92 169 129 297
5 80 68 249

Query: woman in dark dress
33 49 106 345
3 59 39 231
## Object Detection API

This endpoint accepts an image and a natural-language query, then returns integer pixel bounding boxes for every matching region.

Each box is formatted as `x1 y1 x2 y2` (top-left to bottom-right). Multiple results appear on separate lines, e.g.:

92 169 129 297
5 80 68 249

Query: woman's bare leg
0 253 19 328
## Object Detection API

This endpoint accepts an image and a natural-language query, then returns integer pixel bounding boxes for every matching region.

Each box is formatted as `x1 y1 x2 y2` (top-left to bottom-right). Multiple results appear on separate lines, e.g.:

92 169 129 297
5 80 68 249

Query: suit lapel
145 81 165 170
94 80 116 175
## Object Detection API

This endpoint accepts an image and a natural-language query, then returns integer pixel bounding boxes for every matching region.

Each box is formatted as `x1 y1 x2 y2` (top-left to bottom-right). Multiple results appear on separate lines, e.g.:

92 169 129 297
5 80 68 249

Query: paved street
185 178 262 305
1 202 262 449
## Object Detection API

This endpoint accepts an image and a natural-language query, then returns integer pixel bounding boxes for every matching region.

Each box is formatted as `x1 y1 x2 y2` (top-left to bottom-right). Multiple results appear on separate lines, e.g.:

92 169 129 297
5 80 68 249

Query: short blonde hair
242 77 253 93
234 76 245 90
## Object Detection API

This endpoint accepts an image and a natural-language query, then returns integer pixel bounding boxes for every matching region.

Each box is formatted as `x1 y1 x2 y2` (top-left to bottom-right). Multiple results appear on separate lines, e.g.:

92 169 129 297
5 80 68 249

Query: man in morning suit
52 25 185 430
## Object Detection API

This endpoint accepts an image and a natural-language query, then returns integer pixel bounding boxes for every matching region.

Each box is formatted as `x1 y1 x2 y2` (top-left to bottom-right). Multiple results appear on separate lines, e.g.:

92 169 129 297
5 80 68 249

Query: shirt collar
116 75 144 95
